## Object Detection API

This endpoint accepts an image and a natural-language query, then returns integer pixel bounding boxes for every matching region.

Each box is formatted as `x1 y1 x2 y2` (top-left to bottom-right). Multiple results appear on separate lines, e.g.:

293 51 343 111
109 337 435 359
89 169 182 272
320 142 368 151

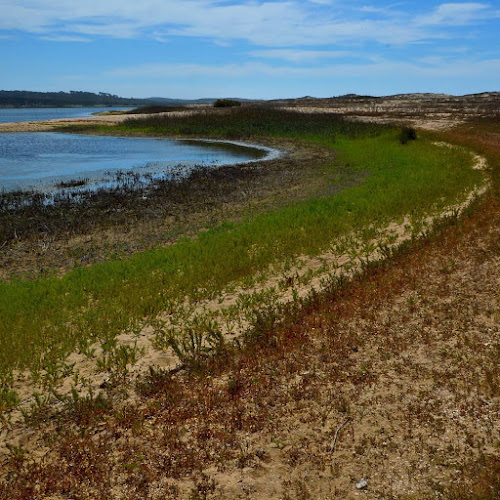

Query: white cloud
0 0 497 48
213 39 232 47
417 55 447 65
416 2 494 26
103 57 500 81
152 31 170 43
56 54 500 98
249 49 357 62
68 22 141 38
39 34 90 42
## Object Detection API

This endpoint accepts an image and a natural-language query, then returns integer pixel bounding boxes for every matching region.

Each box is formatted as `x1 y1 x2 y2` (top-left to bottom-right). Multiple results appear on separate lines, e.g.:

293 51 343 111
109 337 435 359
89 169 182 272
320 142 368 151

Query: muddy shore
0 118 355 279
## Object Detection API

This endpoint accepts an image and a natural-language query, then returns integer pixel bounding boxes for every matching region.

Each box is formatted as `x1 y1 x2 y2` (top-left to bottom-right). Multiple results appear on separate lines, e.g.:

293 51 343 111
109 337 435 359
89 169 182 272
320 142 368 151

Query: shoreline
0 135 331 280
0 133 282 196
0 112 134 132
0 108 206 132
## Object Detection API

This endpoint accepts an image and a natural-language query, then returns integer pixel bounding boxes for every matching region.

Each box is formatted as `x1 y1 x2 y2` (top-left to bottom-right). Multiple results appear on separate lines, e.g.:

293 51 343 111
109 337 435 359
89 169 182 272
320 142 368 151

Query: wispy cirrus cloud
2 0 499 98
307 0 336 5
0 0 498 47
416 2 496 26
103 56 500 80
248 49 358 63
39 35 91 42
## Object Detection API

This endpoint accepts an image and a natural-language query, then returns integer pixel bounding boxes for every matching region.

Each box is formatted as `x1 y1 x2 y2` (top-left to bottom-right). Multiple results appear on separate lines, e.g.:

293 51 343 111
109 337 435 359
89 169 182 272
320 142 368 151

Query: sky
1 0 499 99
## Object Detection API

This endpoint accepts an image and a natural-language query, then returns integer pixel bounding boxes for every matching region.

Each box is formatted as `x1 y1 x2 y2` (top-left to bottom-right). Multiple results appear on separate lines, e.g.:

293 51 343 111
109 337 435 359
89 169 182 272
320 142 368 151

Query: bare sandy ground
284 106 467 131
0 112 140 132
0 109 203 133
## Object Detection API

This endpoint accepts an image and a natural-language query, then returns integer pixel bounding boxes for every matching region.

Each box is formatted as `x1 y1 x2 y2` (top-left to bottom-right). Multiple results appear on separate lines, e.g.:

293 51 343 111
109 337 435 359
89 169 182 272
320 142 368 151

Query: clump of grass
446 457 500 499
135 366 179 399
153 315 225 370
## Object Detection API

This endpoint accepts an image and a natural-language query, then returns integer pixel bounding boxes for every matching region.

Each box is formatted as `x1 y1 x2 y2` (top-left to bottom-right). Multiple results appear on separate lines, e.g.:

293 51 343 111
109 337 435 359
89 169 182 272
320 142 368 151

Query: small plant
38 353 75 390
227 377 243 398
154 315 224 369
190 473 217 499
96 342 141 379
20 392 53 427
4 443 26 470
54 386 111 426
135 366 177 399
243 299 283 345
0 372 19 413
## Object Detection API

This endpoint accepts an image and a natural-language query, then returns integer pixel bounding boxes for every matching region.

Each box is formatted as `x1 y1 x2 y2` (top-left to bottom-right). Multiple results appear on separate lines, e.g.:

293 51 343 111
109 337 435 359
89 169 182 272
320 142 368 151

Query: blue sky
1 0 499 99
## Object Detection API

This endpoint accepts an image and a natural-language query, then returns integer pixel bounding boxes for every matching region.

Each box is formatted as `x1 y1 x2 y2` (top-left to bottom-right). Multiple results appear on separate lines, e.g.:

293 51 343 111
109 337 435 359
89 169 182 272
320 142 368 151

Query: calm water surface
0 107 132 124
0 133 270 192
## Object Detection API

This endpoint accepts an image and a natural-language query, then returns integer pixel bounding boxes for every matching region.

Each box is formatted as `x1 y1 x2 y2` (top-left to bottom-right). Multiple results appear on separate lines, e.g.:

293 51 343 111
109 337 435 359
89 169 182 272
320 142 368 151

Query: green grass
119 106 385 139
0 108 484 404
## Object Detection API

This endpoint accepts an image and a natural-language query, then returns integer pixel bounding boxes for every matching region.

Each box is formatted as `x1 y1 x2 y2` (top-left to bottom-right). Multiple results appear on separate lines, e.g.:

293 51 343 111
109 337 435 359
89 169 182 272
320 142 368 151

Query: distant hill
333 94 378 100
0 91 256 108
0 91 159 108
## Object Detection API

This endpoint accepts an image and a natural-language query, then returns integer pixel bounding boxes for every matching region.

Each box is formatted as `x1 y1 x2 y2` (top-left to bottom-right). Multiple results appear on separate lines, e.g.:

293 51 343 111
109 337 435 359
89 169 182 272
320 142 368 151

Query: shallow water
0 133 269 192
0 107 132 124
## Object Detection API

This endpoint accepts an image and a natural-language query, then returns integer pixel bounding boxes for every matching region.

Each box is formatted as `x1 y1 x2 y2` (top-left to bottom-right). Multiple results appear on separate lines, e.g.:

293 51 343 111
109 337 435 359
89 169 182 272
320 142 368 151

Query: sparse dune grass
0 108 484 409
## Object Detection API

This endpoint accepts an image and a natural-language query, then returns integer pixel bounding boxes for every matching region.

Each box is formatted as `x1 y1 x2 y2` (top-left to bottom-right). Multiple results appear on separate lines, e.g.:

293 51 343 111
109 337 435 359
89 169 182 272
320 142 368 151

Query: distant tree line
0 90 159 108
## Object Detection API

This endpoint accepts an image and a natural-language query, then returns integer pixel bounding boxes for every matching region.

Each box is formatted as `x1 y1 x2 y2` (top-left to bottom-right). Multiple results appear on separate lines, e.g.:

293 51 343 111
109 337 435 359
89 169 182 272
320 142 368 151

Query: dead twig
329 417 351 453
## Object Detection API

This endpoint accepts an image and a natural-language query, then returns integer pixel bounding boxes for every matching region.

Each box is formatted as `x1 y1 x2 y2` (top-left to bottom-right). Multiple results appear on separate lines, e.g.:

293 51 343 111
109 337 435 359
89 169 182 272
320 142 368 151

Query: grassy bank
0 109 484 409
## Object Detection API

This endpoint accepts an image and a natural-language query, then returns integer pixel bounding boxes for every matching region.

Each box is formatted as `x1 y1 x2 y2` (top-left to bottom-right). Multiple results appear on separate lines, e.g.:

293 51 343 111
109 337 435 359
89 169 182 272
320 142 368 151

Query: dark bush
399 126 418 144
127 105 187 114
213 99 242 108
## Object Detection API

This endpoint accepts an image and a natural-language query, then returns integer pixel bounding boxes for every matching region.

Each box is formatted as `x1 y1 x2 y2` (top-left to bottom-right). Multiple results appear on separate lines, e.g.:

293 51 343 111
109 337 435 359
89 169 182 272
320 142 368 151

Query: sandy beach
0 112 137 132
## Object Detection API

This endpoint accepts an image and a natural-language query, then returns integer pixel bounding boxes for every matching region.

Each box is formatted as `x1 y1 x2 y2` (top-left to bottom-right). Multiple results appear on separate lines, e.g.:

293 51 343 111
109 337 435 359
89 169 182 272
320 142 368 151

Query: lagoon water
0 132 267 192
0 107 132 124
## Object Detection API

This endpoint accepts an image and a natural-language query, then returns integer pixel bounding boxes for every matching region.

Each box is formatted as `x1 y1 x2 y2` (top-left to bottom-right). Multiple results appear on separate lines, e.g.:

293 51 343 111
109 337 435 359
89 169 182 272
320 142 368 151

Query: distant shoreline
0 104 134 109
0 112 132 132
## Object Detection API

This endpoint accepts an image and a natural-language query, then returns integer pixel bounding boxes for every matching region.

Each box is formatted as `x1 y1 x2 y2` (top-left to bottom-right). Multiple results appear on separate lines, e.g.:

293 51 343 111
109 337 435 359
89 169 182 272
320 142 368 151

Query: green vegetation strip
0 109 482 391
